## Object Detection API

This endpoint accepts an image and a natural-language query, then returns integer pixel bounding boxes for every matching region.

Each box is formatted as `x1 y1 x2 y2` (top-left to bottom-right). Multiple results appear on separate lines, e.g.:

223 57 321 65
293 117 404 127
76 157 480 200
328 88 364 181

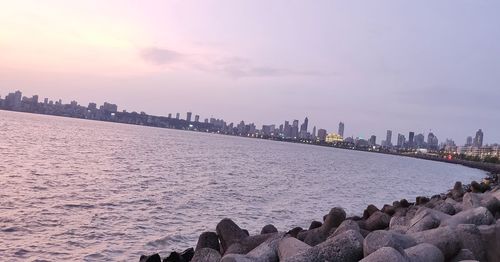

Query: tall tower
186 112 192 122
338 122 345 137
386 130 392 146
300 117 308 132
408 132 415 147
474 129 484 147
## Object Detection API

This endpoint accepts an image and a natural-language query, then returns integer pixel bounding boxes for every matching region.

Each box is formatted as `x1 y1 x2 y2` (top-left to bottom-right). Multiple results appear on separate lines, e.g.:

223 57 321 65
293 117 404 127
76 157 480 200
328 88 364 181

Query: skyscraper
369 135 377 146
300 117 308 132
194 115 200 123
408 132 415 148
338 122 344 137
291 120 299 138
317 129 327 142
465 136 473 147
474 129 484 147
186 112 192 122
385 130 392 146
175 113 180 119
397 134 406 148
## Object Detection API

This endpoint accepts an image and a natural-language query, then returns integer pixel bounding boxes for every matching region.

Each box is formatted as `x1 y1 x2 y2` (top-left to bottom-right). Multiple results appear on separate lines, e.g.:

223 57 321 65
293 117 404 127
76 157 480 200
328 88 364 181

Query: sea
0 110 486 261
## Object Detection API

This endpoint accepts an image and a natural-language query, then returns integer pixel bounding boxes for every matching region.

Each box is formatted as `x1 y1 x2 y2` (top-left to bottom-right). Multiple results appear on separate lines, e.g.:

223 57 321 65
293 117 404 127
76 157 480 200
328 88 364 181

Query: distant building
415 133 425 148
408 132 415 148
338 122 345 138
385 130 392 147
474 129 484 147
291 120 299 138
427 132 439 150
175 113 180 119
397 134 406 148
465 136 473 147
186 112 192 122
369 135 377 146
194 115 200 122
300 117 308 132
326 133 343 143
317 129 327 142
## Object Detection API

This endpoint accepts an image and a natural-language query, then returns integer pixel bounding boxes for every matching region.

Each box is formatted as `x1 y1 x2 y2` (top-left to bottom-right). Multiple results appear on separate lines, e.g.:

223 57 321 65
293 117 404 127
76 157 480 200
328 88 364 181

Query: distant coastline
1 108 499 176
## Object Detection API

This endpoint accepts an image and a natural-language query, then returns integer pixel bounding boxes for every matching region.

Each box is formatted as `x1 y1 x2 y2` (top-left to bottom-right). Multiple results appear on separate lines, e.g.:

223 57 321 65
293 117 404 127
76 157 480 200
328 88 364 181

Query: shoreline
2 109 500 177
140 175 500 262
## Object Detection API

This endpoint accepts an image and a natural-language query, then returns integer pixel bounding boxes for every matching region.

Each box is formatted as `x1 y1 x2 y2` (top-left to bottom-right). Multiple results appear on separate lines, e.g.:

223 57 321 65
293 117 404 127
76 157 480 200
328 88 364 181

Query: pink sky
1 0 499 143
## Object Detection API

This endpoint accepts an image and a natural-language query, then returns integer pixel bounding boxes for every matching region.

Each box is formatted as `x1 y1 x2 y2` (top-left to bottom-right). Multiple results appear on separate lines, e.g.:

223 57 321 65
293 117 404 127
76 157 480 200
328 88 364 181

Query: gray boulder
224 233 277 255
406 208 449 233
220 233 283 262
455 224 486 261
330 220 360 238
463 192 500 214
440 207 495 227
277 237 310 261
363 230 417 257
308 221 322 230
362 211 391 231
286 230 364 262
448 249 476 262
404 243 444 262
191 248 222 262
359 247 407 262
298 207 346 246
260 224 278 234
139 254 161 262
409 226 460 260
216 218 248 253
478 219 500 262
196 232 220 252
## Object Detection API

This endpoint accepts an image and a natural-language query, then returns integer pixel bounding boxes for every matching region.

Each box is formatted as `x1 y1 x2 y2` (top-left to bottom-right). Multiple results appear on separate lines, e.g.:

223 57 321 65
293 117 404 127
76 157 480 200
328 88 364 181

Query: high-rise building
369 135 377 146
194 115 200 122
385 130 392 147
175 113 180 119
186 112 192 122
338 122 345 138
284 121 291 138
408 132 415 147
312 126 316 139
317 129 327 142
415 133 425 148
300 117 308 132
291 120 299 138
465 136 473 147
427 132 439 150
397 134 406 147
474 129 484 147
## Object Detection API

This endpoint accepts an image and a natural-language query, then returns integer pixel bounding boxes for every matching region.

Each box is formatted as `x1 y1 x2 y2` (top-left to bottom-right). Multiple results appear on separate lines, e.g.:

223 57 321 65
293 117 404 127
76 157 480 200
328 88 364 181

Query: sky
0 0 499 144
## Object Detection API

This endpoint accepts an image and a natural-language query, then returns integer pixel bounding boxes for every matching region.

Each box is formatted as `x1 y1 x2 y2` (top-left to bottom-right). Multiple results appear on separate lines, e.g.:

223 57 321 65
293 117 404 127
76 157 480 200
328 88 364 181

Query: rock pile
140 174 500 262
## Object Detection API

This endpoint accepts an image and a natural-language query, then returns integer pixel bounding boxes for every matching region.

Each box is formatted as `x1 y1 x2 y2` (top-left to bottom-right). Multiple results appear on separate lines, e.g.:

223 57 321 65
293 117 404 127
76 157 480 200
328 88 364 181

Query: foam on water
0 110 486 261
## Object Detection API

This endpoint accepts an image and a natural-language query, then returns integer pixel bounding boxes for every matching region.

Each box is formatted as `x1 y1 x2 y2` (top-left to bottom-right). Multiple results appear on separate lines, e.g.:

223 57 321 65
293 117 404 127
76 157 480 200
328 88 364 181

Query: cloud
140 47 329 78
140 47 182 65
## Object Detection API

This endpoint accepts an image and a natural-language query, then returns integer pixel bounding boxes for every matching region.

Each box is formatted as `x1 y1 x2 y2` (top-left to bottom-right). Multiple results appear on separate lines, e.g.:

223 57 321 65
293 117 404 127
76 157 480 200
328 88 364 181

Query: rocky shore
140 174 500 262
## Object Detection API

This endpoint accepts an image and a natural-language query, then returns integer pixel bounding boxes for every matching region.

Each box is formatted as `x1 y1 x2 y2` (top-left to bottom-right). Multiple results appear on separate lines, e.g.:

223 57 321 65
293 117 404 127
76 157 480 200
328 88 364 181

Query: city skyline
0 89 495 148
1 1 499 143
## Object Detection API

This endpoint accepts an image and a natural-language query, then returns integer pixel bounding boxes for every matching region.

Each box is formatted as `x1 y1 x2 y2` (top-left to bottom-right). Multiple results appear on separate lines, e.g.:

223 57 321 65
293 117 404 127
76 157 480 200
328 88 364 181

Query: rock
445 197 464 213
191 248 222 262
409 226 460 260
216 218 248 253
433 201 456 215
389 215 408 233
308 221 322 230
285 227 302 238
471 181 483 193
451 181 465 200
277 237 310 261
359 247 407 262
448 249 476 262
286 230 363 262
455 224 486 261
404 243 444 262
416 196 430 206
140 254 161 262
363 230 417 257
220 233 283 262
164 248 194 262
299 207 346 246
330 220 360 238
196 232 220 252
463 192 500 214
440 207 495 227
362 211 390 231
478 219 500 262
382 204 396 216
363 204 380 219
260 224 278 234
224 233 277 255
406 208 449 233
400 199 411 208
242 230 249 236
